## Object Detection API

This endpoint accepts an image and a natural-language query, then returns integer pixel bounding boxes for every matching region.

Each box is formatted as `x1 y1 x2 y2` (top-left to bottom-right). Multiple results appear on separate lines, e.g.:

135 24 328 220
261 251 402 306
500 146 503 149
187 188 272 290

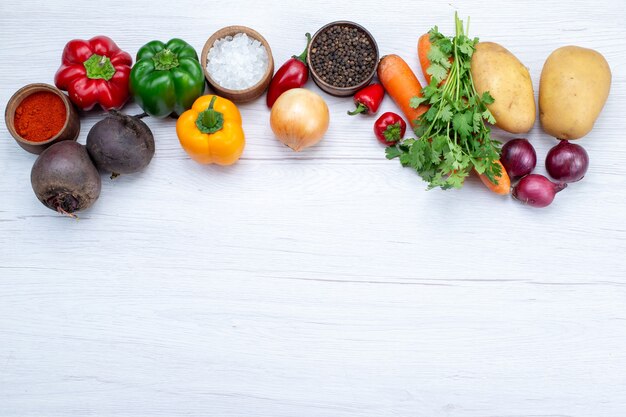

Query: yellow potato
539 46 611 139
471 42 536 134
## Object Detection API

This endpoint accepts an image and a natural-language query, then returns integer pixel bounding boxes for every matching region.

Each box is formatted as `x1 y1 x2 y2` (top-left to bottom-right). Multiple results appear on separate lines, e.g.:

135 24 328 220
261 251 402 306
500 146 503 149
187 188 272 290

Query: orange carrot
417 33 433 85
377 54 428 128
477 160 511 195
418 33 452 86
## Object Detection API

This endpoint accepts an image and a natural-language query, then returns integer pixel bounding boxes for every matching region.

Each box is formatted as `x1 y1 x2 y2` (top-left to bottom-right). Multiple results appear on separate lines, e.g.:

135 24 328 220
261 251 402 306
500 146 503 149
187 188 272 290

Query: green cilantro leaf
440 104 453 123
385 146 402 159
424 106 439 123
427 45 446 64
409 96 428 109
482 109 496 125
422 81 440 98
481 91 495 105
427 63 448 83
452 111 472 138
472 111 483 133
447 171 467 189
437 38 453 54
458 39 474 56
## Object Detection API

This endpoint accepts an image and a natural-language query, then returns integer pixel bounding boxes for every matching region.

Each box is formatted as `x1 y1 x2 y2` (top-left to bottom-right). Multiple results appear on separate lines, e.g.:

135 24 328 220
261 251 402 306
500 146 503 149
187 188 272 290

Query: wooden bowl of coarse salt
201 26 274 103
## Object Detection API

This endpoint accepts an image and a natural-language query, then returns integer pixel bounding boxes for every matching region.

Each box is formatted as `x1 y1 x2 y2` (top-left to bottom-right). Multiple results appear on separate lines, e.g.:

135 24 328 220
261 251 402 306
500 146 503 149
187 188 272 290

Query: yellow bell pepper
176 95 245 165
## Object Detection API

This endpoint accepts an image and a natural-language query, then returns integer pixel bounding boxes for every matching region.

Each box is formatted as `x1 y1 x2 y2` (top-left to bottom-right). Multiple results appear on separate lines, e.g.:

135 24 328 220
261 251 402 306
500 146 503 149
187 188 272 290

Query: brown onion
270 88 329 152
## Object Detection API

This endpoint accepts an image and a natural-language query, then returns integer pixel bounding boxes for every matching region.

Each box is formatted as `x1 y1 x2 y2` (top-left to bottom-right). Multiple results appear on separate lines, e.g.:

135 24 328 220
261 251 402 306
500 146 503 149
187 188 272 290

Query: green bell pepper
130 38 205 118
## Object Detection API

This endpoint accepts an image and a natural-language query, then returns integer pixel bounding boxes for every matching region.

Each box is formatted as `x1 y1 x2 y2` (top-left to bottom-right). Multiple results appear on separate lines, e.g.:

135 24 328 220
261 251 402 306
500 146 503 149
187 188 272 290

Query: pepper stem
347 103 368 116
293 33 312 64
152 49 179 71
195 96 224 134
83 54 116 81
383 122 402 143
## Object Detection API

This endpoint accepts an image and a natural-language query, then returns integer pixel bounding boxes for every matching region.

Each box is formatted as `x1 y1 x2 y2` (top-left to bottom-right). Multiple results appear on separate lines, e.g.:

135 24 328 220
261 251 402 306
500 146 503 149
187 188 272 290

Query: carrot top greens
386 13 502 190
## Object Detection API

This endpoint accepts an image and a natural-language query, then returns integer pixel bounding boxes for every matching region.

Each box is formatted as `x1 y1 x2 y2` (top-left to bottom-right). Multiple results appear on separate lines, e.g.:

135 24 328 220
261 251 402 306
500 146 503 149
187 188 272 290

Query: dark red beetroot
31 141 101 216
86 111 155 177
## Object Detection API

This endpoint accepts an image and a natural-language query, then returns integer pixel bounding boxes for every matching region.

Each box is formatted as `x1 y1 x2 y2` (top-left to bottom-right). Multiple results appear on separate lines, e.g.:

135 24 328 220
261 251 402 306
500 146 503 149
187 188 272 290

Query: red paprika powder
14 92 66 142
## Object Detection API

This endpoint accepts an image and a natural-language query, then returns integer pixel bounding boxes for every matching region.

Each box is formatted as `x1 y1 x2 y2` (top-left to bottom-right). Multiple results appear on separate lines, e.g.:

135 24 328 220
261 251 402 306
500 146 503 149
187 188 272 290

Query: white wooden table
1 0 625 415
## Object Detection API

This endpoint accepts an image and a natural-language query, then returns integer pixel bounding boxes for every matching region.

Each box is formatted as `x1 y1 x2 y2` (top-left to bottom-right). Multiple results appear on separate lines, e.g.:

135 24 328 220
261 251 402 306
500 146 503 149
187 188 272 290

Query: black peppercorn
310 24 377 88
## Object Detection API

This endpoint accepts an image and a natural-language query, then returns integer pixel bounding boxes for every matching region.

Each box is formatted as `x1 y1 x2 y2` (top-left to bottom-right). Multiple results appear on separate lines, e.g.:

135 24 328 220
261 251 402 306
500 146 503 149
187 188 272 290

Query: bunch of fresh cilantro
386 13 502 190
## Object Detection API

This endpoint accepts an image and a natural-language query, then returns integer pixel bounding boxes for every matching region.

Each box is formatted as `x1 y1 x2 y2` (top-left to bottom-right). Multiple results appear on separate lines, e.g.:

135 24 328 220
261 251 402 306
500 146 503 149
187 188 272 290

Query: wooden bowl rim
307 21 380 94
5 83 73 146
201 25 274 96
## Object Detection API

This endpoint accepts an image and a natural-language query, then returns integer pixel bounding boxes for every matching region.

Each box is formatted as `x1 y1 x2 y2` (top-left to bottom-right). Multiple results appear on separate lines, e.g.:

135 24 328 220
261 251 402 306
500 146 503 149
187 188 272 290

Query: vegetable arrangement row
5 14 612 217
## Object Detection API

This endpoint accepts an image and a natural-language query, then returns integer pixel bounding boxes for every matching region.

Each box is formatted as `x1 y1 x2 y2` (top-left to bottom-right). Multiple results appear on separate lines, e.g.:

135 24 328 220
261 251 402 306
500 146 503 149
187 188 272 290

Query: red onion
545 140 589 183
512 174 567 208
500 138 537 181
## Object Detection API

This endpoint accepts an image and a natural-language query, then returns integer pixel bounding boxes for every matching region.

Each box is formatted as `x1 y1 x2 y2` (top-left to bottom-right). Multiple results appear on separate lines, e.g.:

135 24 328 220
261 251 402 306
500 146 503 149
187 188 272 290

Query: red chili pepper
347 83 385 116
374 112 407 146
54 36 132 111
266 33 312 108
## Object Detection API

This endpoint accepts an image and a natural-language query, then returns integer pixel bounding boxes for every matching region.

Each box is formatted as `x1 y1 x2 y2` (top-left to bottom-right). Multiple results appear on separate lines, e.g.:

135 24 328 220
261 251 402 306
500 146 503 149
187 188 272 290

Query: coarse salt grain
207 33 269 90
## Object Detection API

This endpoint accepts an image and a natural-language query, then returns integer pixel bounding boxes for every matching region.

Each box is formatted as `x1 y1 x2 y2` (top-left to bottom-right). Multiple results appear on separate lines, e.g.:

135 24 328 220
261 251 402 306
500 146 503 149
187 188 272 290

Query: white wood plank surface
1 0 625 416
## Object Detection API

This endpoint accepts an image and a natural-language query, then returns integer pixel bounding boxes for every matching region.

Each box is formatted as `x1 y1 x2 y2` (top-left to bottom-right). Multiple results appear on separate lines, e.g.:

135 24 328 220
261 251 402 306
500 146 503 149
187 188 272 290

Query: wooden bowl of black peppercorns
307 21 379 97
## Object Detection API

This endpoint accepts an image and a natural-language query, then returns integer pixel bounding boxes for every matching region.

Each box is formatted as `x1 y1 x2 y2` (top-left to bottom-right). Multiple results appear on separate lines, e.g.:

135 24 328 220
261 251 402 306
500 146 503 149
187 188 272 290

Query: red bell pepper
54 36 132 111
374 112 407 146
266 33 311 108
348 83 384 116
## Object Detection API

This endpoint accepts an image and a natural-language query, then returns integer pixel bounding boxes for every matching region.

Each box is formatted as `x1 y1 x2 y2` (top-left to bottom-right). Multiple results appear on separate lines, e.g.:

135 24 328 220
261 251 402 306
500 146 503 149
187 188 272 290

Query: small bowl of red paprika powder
5 83 80 154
